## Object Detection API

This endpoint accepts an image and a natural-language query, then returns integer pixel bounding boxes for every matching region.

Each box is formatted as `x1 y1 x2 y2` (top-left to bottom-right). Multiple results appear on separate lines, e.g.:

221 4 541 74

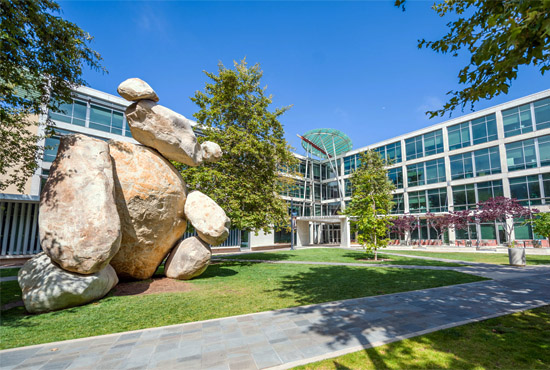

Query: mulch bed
112 277 196 297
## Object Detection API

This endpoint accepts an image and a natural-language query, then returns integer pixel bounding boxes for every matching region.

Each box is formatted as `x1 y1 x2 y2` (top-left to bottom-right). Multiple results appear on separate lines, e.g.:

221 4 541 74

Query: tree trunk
374 247 378 261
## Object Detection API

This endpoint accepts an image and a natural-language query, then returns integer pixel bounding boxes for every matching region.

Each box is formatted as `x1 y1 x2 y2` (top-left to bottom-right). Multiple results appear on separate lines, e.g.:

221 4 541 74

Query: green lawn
0 260 484 349
0 268 20 277
385 250 550 265
219 248 464 267
295 305 550 369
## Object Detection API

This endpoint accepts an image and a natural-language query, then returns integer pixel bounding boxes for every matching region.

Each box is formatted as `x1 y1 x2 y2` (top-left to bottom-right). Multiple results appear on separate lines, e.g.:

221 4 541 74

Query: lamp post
290 199 297 250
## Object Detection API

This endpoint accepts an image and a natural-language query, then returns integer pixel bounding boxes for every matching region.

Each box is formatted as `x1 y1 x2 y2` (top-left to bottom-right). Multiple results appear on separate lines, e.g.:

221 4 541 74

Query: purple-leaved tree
390 215 418 246
477 197 538 246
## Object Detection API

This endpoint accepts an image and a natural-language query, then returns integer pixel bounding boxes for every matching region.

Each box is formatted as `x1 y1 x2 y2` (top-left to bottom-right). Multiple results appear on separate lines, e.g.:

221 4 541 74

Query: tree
180 59 297 233
395 0 550 118
426 212 454 244
530 212 550 244
345 150 395 260
477 196 537 246
1 0 104 192
390 214 418 246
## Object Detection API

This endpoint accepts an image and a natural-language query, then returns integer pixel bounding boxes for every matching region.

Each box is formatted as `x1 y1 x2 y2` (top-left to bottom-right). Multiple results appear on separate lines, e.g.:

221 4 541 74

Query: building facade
277 89 550 248
1 87 549 257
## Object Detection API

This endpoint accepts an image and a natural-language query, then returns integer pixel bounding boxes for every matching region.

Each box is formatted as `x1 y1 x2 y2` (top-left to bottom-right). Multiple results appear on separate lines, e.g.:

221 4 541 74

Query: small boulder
201 141 222 163
165 237 211 280
18 253 118 314
109 141 188 280
125 100 202 166
39 134 121 275
184 191 230 246
117 78 159 102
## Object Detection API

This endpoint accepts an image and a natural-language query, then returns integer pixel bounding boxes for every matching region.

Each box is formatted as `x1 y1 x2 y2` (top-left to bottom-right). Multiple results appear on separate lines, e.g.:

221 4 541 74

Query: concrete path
1 261 550 370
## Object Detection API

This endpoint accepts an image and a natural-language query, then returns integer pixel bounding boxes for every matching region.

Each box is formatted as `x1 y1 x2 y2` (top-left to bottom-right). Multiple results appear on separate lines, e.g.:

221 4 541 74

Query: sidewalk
1 261 550 370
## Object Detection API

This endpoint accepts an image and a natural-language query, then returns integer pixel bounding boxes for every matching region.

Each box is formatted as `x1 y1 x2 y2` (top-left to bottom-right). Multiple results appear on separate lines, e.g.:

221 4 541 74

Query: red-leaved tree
426 212 454 244
477 197 538 245
390 215 418 246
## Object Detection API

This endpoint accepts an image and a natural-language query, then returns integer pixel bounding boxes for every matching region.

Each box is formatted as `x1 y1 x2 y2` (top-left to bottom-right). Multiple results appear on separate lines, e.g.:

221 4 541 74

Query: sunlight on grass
220 248 464 267
295 305 550 369
385 250 550 265
0 261 484 349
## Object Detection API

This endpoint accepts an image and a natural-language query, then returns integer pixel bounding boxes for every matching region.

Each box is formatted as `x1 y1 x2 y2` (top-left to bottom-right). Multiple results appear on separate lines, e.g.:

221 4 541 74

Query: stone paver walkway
2 260 550 370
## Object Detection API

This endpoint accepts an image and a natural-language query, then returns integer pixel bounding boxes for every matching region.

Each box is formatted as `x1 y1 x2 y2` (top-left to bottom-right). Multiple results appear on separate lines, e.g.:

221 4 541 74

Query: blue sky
60 1 549 155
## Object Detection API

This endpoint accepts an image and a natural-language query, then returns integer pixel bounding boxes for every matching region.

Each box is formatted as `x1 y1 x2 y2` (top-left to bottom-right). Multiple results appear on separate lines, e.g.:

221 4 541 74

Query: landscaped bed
294 305 550 369
385 249 550 265
0 260 485 349
219 248 465 267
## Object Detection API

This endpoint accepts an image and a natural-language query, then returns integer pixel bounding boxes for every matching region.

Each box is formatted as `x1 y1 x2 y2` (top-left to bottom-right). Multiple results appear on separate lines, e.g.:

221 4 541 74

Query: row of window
387 136 549 189
49 99 131 137
389 175 550 214
367 97 550 165
390 220 540 242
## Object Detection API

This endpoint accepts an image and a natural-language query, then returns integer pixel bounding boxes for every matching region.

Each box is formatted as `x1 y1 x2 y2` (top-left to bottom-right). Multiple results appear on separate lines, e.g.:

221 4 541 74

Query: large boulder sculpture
22 77 231 314
18 253 118 314
39 134 121 275
165 237 212 280
125 100 202 166
184 191 230 246
109 140 188 280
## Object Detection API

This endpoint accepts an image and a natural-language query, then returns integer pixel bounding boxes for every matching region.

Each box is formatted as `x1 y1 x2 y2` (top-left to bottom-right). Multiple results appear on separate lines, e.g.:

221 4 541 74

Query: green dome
301 128 352 159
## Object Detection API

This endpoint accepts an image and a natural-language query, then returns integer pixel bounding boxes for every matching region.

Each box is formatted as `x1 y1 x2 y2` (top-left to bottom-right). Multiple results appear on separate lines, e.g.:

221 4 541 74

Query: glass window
425 158 446 184
502 103 533 137
452 184 476 210
474 146 501 177
534 98 550 130
538 136 550 167
509 175 542 206
345 178 352 197
480 223 497 239
386 142 402 163
476 180 504 203
314 183 321 200
544 173 550 204
344 155 355 175
450 153 474 180
392 193 404 214
313 163 320 180
447 122 470 150
408 191 427 213
471 114 498 145
424 130 444 156
387 167 403 188
407 163 425 187
405 136 423 160
506 139 537 171
427 188 447 212
48 100 87 127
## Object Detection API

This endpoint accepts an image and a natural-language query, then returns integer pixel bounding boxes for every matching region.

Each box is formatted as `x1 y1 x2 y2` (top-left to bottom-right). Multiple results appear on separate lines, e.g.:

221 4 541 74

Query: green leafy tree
180 59 298 233
395 0 550 118
345 150 395 260
1 0 104 191
531 212 550 244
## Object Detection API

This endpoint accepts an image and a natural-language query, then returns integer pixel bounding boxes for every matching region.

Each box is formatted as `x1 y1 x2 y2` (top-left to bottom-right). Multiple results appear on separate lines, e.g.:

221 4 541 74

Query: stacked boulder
18 78 230 314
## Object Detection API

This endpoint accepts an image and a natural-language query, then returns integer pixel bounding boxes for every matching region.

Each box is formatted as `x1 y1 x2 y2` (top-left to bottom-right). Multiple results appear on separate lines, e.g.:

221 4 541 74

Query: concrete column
340 217 351 247
296 220 310 247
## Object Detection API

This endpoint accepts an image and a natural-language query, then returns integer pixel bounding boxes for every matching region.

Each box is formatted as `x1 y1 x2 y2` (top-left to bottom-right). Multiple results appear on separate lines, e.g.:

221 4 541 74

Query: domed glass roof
300 128 352 159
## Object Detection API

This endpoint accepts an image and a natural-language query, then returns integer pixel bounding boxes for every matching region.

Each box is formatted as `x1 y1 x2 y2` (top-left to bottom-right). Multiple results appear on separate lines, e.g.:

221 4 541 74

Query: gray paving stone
251 349 282 369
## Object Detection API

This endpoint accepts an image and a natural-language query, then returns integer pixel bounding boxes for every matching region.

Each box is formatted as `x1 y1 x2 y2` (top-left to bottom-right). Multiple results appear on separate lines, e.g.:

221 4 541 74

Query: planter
508 248 526 266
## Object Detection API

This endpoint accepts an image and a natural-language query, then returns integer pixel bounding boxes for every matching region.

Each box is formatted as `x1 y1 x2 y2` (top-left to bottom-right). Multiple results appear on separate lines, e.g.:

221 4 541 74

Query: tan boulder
18 253 118 314
201 141 223 163
165 237 211 280
117 78 159 102
109 141 188 279
184 191 230 246
125 100 202 166
39 134 121 274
